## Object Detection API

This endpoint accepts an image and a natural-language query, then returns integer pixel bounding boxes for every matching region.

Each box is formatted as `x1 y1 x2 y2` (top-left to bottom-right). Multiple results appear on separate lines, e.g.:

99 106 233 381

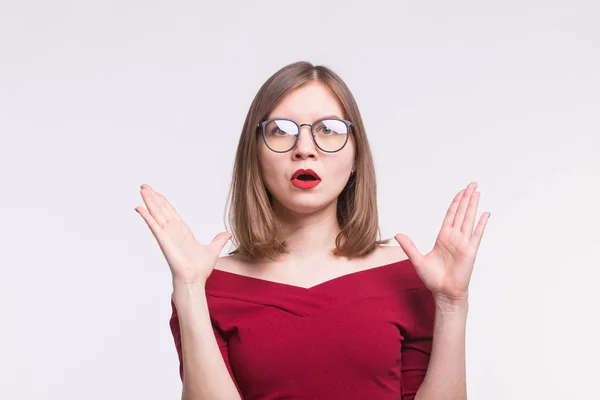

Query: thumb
208 231 232 255
394 233 423 265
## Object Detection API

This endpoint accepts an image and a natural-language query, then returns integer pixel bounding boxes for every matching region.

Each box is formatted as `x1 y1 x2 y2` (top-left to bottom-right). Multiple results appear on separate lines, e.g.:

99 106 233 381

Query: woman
135 61 490 400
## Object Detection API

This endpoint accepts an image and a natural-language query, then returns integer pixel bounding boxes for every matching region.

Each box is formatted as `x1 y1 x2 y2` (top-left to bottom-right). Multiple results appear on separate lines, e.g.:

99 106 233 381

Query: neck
272 199 341 262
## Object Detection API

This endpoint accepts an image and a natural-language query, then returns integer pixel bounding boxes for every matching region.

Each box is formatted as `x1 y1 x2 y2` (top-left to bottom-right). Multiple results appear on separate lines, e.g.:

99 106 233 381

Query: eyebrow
268 114 344 122
318 114 343 120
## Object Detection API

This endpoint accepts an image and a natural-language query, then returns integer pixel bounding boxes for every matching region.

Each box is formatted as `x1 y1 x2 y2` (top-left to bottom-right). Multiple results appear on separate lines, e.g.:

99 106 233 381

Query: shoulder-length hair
225 61 390 261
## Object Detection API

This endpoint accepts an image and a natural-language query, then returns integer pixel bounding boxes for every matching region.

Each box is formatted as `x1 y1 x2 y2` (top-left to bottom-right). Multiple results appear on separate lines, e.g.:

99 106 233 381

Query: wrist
172 281 207 304
172 277 206 291
434 293 469 315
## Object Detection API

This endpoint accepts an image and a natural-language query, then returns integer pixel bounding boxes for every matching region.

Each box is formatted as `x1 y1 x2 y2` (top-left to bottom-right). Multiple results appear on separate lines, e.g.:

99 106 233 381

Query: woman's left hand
395 182 490 307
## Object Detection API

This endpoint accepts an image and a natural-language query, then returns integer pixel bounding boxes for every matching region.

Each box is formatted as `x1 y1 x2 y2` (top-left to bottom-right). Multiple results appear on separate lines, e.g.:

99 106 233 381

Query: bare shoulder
368 244 409 266
214 253 252 274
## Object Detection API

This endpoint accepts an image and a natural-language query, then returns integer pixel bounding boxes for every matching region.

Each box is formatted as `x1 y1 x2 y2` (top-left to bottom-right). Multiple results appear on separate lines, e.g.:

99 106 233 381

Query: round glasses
257 117 353 153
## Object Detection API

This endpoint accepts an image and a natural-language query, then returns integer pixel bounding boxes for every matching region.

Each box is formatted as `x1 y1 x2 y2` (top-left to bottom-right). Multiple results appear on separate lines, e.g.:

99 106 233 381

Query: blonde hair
225 61 390 261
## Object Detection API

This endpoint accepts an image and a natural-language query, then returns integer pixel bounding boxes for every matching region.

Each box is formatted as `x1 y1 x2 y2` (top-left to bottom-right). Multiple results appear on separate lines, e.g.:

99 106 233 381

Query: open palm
135 184 231 286
395 182 490 303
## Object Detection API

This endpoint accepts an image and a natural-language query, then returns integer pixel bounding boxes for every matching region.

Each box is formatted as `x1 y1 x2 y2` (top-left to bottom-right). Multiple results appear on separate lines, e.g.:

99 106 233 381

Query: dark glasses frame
256 117 353 153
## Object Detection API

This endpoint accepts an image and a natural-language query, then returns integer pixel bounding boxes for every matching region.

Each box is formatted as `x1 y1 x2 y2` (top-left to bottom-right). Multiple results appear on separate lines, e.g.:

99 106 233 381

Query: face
258 81 356 216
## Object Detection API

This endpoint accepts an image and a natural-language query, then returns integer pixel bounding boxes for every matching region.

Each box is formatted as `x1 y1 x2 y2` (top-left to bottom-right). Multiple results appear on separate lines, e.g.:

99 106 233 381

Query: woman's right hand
135 184 231 287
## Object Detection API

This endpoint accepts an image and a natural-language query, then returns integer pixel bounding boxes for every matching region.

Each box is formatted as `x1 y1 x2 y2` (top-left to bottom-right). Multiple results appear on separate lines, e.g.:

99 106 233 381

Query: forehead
268 81 345 122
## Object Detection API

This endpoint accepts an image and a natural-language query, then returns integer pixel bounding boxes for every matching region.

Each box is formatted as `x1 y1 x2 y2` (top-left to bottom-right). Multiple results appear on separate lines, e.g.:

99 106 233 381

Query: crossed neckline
210 257 412 291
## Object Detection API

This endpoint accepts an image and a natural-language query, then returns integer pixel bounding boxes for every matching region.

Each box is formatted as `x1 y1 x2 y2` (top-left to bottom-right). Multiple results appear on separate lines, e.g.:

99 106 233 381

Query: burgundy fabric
170 258 435 400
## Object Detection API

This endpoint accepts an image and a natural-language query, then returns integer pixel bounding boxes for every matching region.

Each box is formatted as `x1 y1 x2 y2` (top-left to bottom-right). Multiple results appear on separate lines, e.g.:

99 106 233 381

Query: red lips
290 169 321 189
291 169 321 180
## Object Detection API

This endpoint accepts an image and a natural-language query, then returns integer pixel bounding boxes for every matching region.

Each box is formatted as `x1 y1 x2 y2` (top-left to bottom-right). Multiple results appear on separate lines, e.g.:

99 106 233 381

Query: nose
292 124 317 160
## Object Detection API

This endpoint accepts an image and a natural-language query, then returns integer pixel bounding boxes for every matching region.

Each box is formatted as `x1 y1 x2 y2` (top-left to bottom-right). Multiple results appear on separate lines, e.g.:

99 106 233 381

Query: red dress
169 258 435 400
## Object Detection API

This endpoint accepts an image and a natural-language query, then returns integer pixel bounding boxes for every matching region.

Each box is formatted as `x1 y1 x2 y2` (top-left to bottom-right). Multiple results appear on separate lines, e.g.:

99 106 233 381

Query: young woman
135 61 490 400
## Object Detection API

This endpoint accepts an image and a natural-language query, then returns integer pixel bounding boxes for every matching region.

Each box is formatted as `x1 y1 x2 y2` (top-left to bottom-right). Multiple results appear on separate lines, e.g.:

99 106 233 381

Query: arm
395 182 489 400
414 297 468 400
134 186 241 398
171 284 242 400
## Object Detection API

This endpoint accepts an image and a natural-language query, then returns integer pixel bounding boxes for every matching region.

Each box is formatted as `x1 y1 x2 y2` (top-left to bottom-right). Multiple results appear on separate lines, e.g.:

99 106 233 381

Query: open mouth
291 169 321 180
291 169 321 189
296 174 318 181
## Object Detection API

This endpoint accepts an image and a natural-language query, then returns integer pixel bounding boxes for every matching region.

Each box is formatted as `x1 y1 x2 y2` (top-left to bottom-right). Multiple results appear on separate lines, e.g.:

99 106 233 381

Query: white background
1 1 598 399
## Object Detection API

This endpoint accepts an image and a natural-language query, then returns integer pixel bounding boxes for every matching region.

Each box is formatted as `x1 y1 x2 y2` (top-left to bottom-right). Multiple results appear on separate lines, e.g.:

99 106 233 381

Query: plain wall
1 0 598 398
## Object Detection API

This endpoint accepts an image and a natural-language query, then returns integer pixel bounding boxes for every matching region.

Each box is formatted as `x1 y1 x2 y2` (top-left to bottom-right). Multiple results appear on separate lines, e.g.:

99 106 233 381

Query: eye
314 122 334 135
270 127 287 136
266 119 297 136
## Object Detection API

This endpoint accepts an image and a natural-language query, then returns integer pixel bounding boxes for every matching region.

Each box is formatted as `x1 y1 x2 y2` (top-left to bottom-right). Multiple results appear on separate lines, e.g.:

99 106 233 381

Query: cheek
332 144 355 176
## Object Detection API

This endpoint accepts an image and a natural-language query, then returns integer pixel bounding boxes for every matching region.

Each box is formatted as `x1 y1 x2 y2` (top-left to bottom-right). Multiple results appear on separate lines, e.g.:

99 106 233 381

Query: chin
275 195 336 216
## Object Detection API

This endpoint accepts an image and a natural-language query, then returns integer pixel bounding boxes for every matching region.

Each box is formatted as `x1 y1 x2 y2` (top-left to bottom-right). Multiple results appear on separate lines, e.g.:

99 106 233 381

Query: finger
394 233 424 265
442 189 465 228
149 187 182 222
208 231 232 255
140 185 168 226
453 182 477 229
135 205 162 239
461 190 480 235
471 212 490 248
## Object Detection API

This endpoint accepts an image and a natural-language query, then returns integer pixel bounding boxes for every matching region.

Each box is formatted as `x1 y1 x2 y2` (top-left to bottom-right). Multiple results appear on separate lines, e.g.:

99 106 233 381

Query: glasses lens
313 119 349 152
264 120 298 152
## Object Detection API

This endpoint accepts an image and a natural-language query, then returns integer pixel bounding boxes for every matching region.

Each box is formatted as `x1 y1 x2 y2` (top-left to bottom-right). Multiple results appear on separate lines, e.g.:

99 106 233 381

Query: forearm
415 297 469 400
173 284 242 400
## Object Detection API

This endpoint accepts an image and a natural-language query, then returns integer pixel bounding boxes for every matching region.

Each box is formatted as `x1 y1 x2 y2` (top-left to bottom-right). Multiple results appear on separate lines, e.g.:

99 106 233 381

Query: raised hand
395 182 490 305
135 184 231 287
